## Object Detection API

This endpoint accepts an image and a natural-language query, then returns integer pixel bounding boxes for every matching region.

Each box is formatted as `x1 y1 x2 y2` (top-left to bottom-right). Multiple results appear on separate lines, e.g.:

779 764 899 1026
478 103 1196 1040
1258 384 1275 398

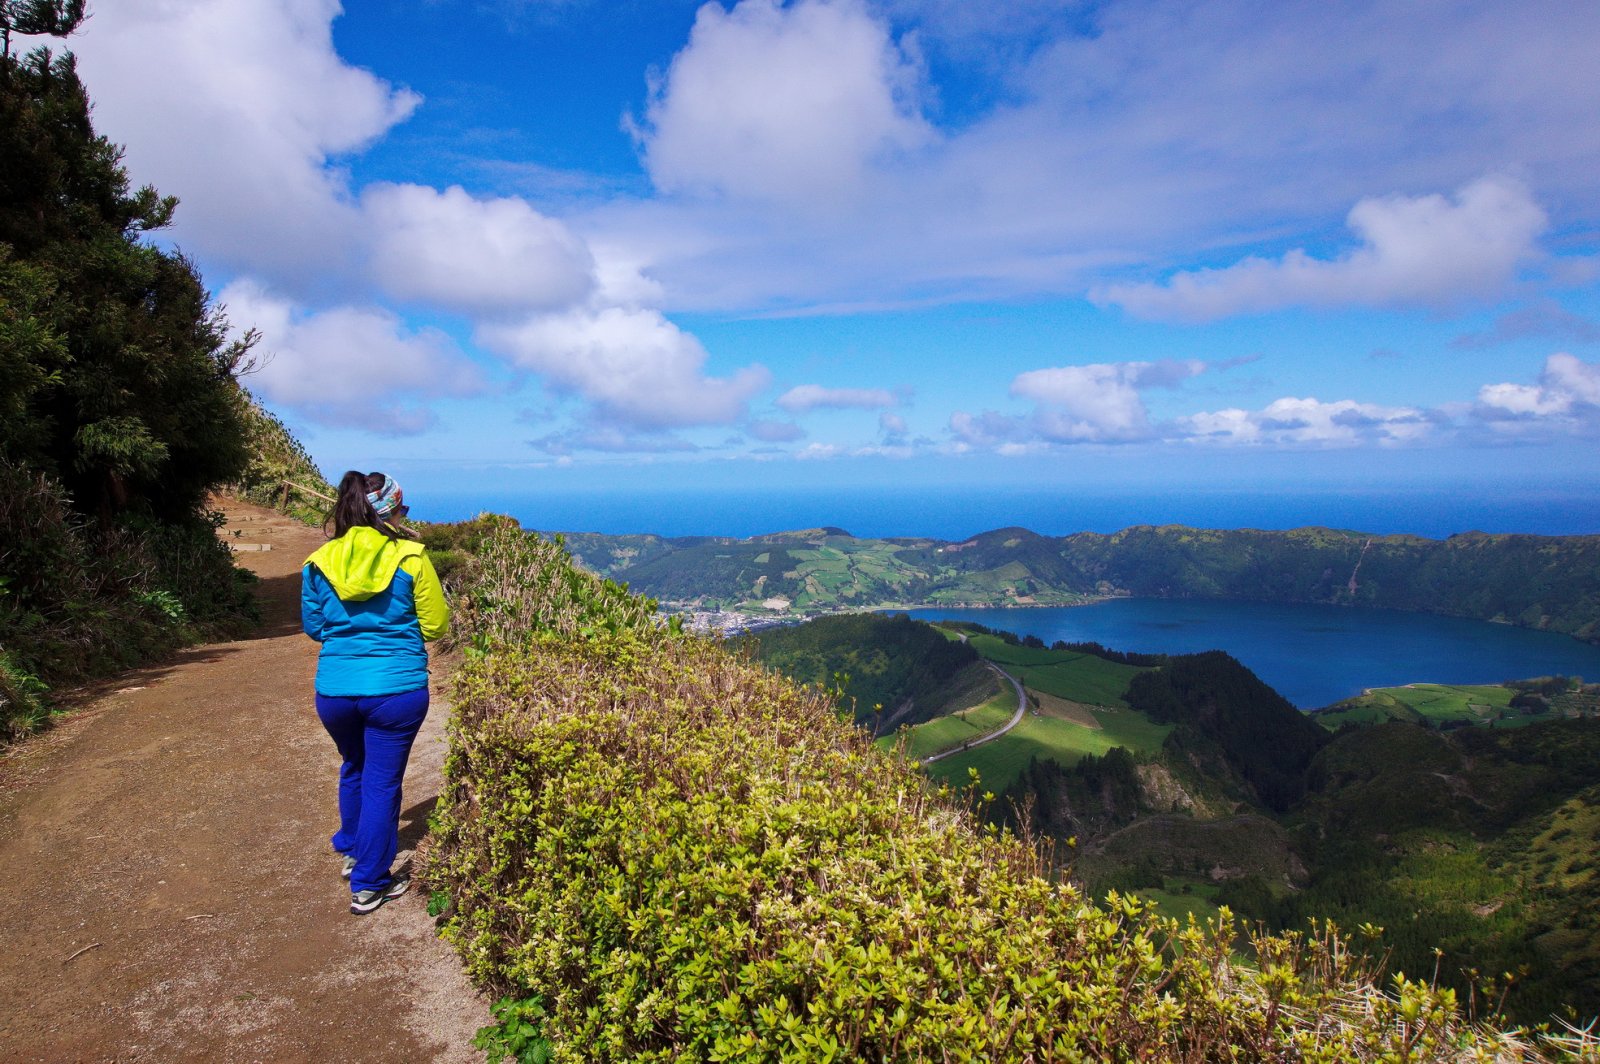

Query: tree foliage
0 39 257 741
0 45 249 522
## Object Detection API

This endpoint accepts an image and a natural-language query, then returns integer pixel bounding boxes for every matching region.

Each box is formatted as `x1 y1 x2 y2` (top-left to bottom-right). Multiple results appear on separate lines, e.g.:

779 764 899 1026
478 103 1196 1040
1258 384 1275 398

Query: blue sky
48 1 1600 526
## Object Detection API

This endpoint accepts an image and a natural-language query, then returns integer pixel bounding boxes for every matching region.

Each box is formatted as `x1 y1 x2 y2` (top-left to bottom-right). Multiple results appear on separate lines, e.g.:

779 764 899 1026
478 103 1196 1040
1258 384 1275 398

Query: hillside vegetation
762 614 1600 1027
562 523 1600 643
416 518 1596 1060
741 611 990 731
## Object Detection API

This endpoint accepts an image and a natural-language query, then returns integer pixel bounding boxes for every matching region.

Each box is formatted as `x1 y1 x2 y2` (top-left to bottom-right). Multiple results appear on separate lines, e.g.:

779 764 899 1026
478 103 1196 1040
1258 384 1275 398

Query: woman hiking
302 471 448 914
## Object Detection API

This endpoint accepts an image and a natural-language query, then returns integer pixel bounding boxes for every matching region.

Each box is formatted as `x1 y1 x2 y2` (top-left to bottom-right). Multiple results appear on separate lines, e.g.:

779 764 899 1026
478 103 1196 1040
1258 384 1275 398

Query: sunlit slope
420 517 1577 1058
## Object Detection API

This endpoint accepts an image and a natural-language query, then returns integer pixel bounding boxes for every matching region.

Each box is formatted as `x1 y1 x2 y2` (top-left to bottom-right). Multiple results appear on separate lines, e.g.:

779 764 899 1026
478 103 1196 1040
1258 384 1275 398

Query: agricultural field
886 631 1169 791
1315 683 1520 729
965 634 1149 708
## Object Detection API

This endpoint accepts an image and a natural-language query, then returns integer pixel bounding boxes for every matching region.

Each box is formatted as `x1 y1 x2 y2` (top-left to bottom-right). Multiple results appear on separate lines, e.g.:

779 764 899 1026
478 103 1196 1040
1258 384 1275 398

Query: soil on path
0 500 489 1063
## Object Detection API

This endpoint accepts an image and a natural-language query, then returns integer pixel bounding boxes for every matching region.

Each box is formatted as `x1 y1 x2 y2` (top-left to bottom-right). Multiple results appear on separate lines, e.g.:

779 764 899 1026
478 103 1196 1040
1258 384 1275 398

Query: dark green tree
0 44 251 521
1 0 84 58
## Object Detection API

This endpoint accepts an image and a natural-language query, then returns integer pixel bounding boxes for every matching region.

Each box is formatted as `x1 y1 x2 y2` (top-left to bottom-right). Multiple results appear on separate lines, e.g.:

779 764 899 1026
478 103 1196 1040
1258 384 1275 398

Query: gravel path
0 500 488 1063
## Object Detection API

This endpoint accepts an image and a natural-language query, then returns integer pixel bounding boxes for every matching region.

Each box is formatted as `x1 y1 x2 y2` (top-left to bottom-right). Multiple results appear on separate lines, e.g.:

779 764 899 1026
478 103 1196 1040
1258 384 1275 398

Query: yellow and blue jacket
301 527 449 697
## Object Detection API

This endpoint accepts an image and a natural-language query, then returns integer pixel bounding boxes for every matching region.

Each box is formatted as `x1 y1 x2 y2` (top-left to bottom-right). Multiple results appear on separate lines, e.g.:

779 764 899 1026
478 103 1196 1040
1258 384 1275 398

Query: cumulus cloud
222 280 486 434
593 2 1600 312
776 384 899 412
952 356 1447 451
633 0 932 206
478 306 769 429
1008 359 1206 442
1476 353 1600 429
363 184 595 315
1095 177 1548 321
948 410 1029 448
58 0 419 287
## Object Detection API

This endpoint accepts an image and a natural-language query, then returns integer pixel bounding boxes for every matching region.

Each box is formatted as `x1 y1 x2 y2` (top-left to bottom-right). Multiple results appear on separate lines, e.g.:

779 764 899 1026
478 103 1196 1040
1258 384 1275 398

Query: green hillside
421 515 1582 1059
741 611 989 729
559 522 1600 643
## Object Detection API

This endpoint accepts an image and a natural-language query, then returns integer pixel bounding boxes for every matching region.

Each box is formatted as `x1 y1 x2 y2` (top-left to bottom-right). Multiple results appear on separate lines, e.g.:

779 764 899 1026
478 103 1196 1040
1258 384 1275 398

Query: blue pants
315 687 429 893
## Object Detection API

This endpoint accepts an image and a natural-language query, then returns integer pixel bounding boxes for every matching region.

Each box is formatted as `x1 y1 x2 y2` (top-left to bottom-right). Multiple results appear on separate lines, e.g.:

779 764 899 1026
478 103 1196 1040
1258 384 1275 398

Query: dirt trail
0 501 488 1063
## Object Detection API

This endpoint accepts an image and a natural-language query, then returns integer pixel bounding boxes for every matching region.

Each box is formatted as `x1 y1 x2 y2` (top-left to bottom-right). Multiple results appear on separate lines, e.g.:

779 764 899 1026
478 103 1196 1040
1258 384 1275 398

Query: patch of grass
886 681 1014 760
1317 683 1519 730
921 704 1172 792
1132 879 1226 927
967 634 1147 708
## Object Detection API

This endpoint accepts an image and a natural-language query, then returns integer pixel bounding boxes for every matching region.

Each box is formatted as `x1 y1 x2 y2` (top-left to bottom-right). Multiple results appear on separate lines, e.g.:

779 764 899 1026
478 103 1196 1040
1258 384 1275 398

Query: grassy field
966 634 1148 708
918 697 1172 792
889 633 1169 791
1129 879 1227 926
1315 683 1519 729
885 681 1016 761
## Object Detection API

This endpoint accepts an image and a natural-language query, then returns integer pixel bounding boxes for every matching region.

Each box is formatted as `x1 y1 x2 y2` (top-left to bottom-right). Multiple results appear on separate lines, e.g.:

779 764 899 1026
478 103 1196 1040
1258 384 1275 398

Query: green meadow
884 681 1016 761
919 703 1172 791
885 630 1170 791
965 634 1149 709
1315 682 1519 729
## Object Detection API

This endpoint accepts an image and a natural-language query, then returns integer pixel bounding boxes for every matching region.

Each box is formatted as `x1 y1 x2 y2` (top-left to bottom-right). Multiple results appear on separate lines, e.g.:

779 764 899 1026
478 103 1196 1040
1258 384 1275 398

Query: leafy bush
420 520 1590 1061
0 459 255 743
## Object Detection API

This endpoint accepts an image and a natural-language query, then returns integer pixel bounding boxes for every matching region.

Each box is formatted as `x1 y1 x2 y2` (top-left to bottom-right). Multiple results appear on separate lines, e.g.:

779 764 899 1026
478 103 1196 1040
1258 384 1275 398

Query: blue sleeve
301 565 326 642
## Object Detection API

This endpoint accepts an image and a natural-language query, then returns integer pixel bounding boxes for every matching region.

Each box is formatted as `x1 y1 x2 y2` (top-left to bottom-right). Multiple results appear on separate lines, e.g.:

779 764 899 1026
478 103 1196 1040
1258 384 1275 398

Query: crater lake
904 600 1600 709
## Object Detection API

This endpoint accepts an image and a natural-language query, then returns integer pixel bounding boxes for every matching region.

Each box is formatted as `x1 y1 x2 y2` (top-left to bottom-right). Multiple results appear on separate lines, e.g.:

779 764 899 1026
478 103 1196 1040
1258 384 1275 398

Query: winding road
923 663 1029 766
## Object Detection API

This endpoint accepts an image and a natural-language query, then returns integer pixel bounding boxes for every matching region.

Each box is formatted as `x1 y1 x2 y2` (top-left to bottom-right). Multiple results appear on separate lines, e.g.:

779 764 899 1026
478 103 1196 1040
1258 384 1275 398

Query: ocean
419 486 1600 541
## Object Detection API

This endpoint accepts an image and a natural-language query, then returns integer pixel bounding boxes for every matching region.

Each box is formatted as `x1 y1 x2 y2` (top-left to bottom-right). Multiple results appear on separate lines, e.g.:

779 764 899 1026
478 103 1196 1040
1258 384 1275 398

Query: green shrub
420 520 1590 1061
0 651 49 743
0 459 255 744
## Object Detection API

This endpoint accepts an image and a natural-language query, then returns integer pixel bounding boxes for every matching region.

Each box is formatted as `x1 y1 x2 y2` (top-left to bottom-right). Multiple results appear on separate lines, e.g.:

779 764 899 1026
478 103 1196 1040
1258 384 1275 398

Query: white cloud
529 425 700 456
776 384 899 412
1178 398 1435 447
598 3 1600 313
633 0 932 206
222 280 486 434
59 0 419 288
1095 177 1548 321
1477 353 1600 427
1009 360 1206 442
948 410 1028 447
478 307 770 429
363 184 595 315
796 442 845 460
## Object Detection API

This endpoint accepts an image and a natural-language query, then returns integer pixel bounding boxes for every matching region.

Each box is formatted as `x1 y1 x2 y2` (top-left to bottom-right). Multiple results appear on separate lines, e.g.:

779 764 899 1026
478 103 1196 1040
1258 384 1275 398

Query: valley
746 611 1600 1024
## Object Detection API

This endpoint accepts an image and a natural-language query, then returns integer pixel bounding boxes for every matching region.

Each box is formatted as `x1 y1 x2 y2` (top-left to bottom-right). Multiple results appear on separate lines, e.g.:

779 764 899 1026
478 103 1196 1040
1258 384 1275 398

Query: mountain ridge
553 521 1600 643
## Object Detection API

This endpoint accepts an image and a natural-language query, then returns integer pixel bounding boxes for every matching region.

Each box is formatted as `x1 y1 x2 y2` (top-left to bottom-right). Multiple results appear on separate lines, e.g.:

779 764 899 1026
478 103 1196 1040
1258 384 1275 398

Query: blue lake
903 600 1600 709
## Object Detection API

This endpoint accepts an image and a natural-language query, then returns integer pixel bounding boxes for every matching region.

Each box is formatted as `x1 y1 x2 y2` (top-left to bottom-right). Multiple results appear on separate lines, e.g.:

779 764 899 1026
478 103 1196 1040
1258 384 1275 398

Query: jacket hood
305 526 425 601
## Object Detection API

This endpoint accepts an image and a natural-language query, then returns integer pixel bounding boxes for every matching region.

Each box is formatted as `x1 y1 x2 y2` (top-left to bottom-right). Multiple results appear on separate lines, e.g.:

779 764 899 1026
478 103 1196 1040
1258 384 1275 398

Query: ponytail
324 470 401 539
